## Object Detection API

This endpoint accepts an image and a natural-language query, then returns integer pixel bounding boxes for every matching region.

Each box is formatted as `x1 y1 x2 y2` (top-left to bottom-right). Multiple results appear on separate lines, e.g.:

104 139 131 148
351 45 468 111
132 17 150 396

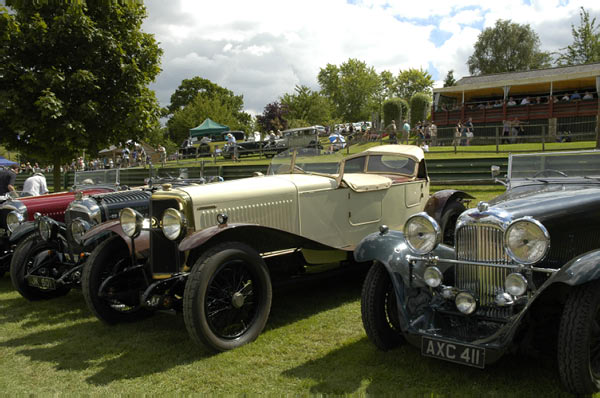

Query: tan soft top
362 144 424 161
342 173 392 192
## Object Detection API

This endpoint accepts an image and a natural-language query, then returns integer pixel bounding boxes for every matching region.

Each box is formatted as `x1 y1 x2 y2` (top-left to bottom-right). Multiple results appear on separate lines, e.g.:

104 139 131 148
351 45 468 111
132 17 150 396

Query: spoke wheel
361 262 404 350
184 242 272 351
558 280 600 395
81 236 151 324
10 234 70 301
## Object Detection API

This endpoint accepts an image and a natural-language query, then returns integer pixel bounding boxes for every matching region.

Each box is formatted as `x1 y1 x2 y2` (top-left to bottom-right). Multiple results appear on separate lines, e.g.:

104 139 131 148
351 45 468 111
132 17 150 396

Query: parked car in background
80 144 472 352
9 168 221 300
0 169 120 278
355 149 600 395
223 127 322 159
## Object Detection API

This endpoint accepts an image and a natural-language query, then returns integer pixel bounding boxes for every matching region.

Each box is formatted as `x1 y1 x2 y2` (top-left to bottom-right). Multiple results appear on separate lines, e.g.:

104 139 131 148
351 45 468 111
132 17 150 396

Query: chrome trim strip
406 255 557 274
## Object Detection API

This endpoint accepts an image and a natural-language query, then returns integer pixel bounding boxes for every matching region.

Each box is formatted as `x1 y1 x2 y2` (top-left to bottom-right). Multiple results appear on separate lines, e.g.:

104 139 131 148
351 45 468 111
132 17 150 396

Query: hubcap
232 291 245 308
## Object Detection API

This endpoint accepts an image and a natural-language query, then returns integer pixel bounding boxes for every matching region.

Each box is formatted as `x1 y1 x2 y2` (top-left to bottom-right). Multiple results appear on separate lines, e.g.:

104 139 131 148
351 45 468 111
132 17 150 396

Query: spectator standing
562 93 571 101
22 171 48 196
157 144 166 167
520 97 530 105
122 147 130 168
452 125 461 146
583 91 594 100
429 121 437 146
226 133 239 162
511 118 523 143
402 119 410 144
571 90 581 100
386 120 397 144
502 120 511 144
464 117 474 146
0 164 19 196
507 97 517 106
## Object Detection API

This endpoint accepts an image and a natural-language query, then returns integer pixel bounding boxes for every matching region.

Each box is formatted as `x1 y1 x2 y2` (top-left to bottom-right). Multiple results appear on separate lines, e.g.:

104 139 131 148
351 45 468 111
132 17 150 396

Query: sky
142 1 597 115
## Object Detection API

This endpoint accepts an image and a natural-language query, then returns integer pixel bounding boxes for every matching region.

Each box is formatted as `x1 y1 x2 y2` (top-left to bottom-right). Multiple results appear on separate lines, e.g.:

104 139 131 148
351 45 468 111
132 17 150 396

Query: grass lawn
0 269 573 395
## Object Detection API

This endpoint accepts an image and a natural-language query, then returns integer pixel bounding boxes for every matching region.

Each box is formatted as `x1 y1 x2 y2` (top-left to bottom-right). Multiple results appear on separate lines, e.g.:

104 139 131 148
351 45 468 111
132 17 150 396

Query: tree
443 70 457 87
556 7 600 66
165 77 251 143
0 1 161 191
280 85 333 126
317 58 380 122
167 93 251 145
393 68 434 101
467 19 552 75
256 102 288 133
409 93 431 128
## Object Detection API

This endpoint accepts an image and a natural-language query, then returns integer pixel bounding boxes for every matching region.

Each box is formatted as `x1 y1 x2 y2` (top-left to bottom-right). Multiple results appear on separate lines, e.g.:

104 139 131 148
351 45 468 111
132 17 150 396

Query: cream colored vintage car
80 144 472 351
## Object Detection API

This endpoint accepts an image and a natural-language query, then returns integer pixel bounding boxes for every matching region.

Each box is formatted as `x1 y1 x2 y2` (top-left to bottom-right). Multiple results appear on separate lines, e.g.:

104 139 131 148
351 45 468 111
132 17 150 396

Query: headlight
423 266 443 288
505 273 528 296
455 292 477 314
403 213 441 255
161 208 186 240
504 217 549 264
120 208 144 238
39 218 52 241
6 211 24 232
70 219 91 244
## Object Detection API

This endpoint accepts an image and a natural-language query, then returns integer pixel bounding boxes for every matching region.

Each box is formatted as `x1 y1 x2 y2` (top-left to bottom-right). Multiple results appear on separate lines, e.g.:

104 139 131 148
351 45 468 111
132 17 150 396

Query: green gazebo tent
189 118 230 138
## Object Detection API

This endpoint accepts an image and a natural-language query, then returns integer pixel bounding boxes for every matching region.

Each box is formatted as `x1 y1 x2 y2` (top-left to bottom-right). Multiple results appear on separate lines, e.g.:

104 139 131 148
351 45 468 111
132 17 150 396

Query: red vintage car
0 169 121 276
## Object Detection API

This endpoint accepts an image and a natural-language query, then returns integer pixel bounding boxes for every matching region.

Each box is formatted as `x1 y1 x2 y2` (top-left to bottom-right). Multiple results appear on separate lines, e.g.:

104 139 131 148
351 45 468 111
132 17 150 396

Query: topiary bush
382 98 403 128
410 93 431 127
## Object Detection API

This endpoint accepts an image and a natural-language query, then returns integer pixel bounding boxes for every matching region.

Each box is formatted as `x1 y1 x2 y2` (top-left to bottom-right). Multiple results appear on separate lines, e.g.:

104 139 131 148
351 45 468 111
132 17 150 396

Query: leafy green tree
256 102 288 133
168 93 251 145
443 70 457 87
382 98 403 127
317 58 380 122
0 1 161 190
280 85 333 126
165 76 245 116
393 68 434 101
467 19 552 75
556 7 600 66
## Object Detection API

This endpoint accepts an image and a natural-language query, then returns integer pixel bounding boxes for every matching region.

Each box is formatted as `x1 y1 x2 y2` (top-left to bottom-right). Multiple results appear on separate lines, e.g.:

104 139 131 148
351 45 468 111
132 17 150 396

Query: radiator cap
162 183 172 191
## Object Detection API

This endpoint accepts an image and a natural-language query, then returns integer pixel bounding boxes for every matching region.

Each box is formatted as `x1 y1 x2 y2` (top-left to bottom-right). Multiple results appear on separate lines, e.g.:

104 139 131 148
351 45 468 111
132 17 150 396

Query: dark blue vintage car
355 149 600 395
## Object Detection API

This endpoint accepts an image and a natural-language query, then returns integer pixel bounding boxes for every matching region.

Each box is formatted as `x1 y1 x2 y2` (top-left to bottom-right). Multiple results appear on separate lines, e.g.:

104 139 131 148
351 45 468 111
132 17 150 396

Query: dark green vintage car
355 150 600 395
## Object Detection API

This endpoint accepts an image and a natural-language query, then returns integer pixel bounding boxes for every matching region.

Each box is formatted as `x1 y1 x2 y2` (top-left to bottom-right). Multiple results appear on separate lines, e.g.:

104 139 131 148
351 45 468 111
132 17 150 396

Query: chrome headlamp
120 208 144 238
6 210 25 233
161 208 186 240
403 213 441 255
504 217 550 264
38 218 53 241
70 219 91 244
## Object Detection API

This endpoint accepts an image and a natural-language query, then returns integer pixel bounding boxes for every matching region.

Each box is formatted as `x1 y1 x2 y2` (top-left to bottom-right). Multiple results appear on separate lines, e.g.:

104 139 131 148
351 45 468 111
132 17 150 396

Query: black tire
10 234 71 301
440 200 466 246
81 236 151 324
183 242 272 351
557 280 600 395
361 262 404 350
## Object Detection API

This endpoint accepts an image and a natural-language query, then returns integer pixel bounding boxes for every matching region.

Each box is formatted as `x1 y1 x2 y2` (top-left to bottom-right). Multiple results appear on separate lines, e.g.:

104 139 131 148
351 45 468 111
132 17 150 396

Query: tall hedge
382 98 401 127
398 99 409 123
410 93 431 127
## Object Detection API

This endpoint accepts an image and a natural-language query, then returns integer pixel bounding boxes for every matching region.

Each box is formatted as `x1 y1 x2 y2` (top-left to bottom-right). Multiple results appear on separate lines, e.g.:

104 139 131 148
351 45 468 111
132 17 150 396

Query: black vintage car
355 150 600 395
9 168 219 300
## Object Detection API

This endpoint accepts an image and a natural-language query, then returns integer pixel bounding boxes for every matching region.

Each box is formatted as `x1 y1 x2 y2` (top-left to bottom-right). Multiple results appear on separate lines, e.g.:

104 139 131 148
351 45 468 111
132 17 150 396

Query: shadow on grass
283 338 572 397
0 265 367 386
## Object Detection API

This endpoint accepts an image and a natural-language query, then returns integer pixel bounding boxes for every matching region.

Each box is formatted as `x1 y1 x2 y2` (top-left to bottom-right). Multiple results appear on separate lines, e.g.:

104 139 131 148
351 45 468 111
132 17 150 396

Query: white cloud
142 0 600 116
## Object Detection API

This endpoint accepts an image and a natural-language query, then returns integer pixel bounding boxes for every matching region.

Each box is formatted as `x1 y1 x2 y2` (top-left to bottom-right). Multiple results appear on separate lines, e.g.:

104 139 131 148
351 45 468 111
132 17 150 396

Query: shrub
382 98 402 127
410 93 431 127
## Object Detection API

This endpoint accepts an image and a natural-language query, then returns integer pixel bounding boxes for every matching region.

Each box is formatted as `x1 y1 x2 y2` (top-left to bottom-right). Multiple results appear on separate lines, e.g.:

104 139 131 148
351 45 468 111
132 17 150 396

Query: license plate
26 275 57 290
421 336 485 369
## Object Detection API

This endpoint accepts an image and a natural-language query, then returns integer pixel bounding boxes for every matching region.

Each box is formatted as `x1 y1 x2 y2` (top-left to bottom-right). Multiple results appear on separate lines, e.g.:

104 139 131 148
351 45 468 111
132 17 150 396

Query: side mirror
490 165 500 178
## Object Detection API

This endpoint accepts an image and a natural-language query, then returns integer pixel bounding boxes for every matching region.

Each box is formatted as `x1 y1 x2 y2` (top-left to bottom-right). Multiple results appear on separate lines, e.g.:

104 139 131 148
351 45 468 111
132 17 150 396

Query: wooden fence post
541 125 546 152
495 127 499 153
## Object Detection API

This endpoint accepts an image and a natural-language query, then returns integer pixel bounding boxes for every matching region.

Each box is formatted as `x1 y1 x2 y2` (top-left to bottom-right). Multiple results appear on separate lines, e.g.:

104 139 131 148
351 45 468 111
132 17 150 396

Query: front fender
9 221 36 243
546 249 600 286
424 189 474 223
83 219 149 258
353 229 455 287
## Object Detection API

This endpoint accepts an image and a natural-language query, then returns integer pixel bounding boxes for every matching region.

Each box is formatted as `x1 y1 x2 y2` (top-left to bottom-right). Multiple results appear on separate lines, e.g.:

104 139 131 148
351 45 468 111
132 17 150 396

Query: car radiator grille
455 225 512 306
150 198 182 274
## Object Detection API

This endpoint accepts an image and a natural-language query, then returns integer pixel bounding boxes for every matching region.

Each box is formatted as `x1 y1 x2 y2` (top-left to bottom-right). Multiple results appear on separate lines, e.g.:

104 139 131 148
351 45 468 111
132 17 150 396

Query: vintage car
0 169 121 277
222 126 322 159
80 144 471 352
9 168 220 300
354 149 600 395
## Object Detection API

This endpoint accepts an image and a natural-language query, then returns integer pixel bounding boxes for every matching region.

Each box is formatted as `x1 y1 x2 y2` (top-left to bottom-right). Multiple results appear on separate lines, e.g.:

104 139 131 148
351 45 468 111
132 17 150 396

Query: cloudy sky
142 0 600 115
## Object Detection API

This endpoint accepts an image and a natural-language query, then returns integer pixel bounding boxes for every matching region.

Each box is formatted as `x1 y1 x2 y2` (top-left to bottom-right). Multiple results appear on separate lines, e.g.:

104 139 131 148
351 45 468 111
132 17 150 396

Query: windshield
267 147 343 176
509 150 600 180
73 169 119 187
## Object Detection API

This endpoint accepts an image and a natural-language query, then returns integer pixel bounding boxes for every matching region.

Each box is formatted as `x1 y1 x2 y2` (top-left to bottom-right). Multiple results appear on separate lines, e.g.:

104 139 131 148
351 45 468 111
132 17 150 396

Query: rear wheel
361 262 404 350
557 280 600 395
183 242 272 351
81 236 151 324
10 234 71 301
440 200 466 246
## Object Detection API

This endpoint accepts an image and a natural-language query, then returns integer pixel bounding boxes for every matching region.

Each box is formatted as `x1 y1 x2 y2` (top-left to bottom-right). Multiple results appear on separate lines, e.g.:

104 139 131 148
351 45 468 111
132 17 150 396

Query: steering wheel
533 169 568 177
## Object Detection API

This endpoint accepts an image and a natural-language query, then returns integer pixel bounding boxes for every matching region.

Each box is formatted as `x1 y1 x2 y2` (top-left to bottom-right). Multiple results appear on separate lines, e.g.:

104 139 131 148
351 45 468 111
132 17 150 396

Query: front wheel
557 280 600 395
183 242 272 351
81 236 151 324
361 262 404 350
440 200 466 246
10 234 71 301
